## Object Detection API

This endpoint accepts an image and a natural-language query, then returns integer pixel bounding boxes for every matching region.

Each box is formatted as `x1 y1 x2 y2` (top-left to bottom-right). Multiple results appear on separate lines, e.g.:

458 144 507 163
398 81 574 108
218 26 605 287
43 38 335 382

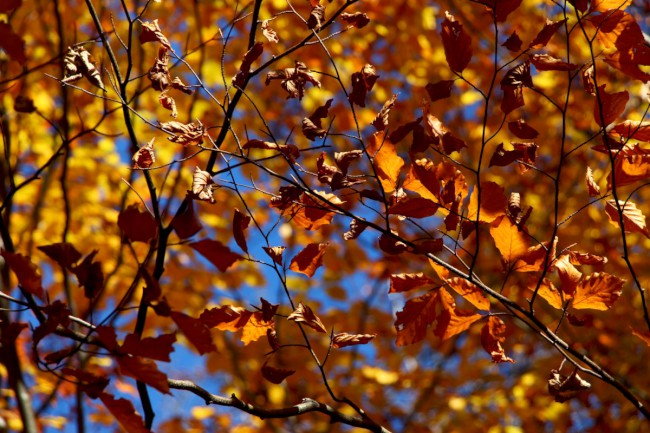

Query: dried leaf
481 316 515 363
594 85 628 127
332 333 376 348
389 196 440 219
71 251 104 300
243 139 300 162
530 54 579 71
139 19 171 49
266 61 321 100
133 138 156 169
446 278 490 311
508 119 539 139
548 370 591 403
1 251 43 298
0 22 26 65
343 219 367 240
261 19 279 43
366 131 404 193
263 246 285 265
502 32 523 52
158 92 177 118
529 19 566 49
191 167 217 204
586 167 601 197
348 64 378 107
302 99 333 141
287 303 327 333
467 181 507 223
37 242 82 269
340 12 370 28
289 243 328 277
489 215 530 263
395 291 440 346
372 94 398 131
605 200 650 238
161 121 206 146
307 5 325 29
232 42 264 88
261 362 295 384
389 273 436 294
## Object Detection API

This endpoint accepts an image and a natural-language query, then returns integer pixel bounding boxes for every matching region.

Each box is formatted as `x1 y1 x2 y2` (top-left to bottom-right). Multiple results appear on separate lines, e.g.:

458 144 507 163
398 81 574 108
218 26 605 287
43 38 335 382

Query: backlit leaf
289 243 328 277
287 303 327 333
446 278 490 311
572 272 625 310
367 131 404 193
389 273 437 294
489 215 530 263
440 11 472 73
189 239 242 272
604 200 650 238
481 316 515 363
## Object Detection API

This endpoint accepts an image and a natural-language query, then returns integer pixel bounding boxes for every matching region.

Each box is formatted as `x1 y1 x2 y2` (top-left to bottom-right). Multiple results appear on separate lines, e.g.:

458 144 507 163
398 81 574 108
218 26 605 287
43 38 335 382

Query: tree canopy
2 0 650 432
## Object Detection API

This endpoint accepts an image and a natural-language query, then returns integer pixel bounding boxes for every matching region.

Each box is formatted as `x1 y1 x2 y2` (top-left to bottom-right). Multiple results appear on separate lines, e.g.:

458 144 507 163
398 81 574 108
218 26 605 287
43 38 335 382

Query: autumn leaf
190 167 217 204
287 303 327 333
388 197 440 218
332 333 376 348
489 215 530 263
117 356 170 394
440 11 472 73
372 94 398 131
241 312 274 345
261 362 295 384
446 278 490 311
284 191 342 230
120 333 176 362
340 12 370 28
139 19 171 49
593 85 629 127
389 273 437 294
553 254 583 296
508 119 539 139
571 272 625 310
189 239 242 272
118 204 157 244
0 22 26 64
232 42 263 87
170 196 203 239
502 32 523 52
261 18 279 43
1 251 44 299
37 242 82 269
425 80 454 101
232 209 251 254
434 305 483 341
132 138 156 169
529 19 566 49
170 311 217 355
63 368 109 399
548 370 591 403
367 131 404 193
348 64 378 107
467 181 507 223
604 200 650 238
528 278 564 309
263 246 285 265
302 99 333 141
161 121 206 146
99 393 151 433
289 243 328 277
530 54 579 71
481 316 515 363
394 291 440 346
266 61 321 100
610 121 650 142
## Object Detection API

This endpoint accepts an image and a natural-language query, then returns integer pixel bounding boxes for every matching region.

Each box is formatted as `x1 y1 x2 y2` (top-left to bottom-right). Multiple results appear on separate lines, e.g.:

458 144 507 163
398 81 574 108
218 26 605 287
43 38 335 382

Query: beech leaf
287 303 327 333
289 243 328 277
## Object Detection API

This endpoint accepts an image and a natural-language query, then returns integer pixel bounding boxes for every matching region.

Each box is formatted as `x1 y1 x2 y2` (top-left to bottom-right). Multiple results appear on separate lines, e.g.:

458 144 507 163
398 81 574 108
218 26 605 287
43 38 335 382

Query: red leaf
508 119 539 139
261 362 295 384
289 243 328 277
189 239 242 272
118 204 157 244
340 12 370 28
99 393 151 433
117 356 169 394
440 11 472 73
0 22 26 64
71 251 104 300
62 368 109 399
475 0 522 22
0 0 21 13
501 85 524 114
171 311 217 355
502 32 523 52
389 197 440 219
425 80 454 101
120 333 176 362
1 251 43 298
529 19 566 49
481 316 515 363
593 85 629 126
233 209 251 254
171 196 203 239
132 138 156 169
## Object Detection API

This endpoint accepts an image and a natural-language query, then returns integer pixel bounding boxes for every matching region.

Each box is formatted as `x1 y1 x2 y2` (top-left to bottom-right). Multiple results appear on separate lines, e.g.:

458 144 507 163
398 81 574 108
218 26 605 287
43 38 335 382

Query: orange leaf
489 215 530 263
440 11 472 73
389 273 437 294
571 272 625 310
604 200 650 238
189 239 242 272
528 277 564 309
435 307 483 340
132 138 156 169
394 291 440 346
446 278 490 311
608 145 650 188
241 312 274 345
480 316 515 363
289 243 328 277
631 328 650 347
553 254 583 296
367 131 404 193
591 0 632 11
99 393 151 433
610 120 650 142
285 191 342 231
287 303 327 333
467 181 507 223
586 167 601 197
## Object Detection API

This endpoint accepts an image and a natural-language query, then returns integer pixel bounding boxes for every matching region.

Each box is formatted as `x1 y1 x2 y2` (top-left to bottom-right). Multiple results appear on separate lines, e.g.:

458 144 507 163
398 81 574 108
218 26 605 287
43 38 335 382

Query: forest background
2 0 650 432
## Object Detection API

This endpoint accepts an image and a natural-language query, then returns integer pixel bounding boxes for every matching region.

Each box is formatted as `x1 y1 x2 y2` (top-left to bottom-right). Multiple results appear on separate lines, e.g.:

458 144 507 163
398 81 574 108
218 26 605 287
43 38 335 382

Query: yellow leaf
445 277 490 310
489 215 530 263
572 272 625 310
366 131 404 193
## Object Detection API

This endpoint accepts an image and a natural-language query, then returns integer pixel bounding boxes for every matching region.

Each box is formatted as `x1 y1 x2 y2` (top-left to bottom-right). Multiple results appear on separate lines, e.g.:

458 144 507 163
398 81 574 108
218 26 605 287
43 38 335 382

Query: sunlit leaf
289 243 328 277
571 272 625 310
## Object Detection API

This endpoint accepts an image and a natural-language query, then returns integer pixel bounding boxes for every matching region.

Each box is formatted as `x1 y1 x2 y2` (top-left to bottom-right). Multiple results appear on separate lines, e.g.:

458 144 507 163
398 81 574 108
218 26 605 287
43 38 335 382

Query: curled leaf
348 64 378 107
191 167 217 204
266 61 321 100
287 303 327 333
340 12 370 29
133 138 156 169
332 333 376 348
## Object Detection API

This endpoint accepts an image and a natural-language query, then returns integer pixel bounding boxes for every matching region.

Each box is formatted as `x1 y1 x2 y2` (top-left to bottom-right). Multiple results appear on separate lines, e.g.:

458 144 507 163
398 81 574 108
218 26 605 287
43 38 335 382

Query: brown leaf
62 46 104 90
548 370 591 403
501 61 533 88
529 19 566 49
139 19 171 49
117 356 169 394
425 80 454 102
120 333 176 363
0 0 21 13
481 316 515 363
605 200 650 238
379 231 408 255
266 61 321 100
475 0 522 22
594 85 629 127
508 120 538 139
71 251 104 300
263 246 285 265
586 167 601 197
158 92 177 118
148 46 171 91
118 204 157 244
161 121 206 146
571 272 625 310
307 5 325 29
233 209 251 254
372 94 398 131
133 138 156 169
348 64 378 107
334 149 363 173
568 250 607 266
302 99 333 141
501 85 525 114
502 31 523 52
1 251 43 298
343 219 367 240
261 362 295 384
232 42 264 88
395 291 440 346
332 332 376 348
389 197 440 219
14 95 35 113
389 273 437 294
189 239 242 272
489 142 537 169
340 12 370 28
440 11 472 73
287 303 327 333
553 254 583 296
289 243 328 277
